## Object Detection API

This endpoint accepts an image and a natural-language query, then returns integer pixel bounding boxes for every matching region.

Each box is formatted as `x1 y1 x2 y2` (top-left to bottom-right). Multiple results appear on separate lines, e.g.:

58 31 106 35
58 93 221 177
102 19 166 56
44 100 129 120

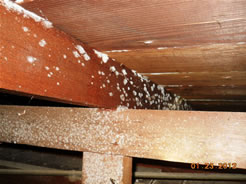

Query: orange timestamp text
191 163 237 170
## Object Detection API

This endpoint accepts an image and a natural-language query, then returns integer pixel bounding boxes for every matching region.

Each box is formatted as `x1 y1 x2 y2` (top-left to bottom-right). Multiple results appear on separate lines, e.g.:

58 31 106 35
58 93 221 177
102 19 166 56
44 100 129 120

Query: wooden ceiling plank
106 44 246 73
165 86 246 100
21 0 246 50
82 152 132 184
144 71 246 87
1 105 246 168
0 1 190 110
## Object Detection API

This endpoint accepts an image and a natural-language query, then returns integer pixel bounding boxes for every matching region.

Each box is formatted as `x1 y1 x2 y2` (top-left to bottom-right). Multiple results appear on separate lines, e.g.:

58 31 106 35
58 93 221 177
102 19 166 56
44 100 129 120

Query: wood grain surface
1 106 246 168
0 1 190 110
82 152 132 184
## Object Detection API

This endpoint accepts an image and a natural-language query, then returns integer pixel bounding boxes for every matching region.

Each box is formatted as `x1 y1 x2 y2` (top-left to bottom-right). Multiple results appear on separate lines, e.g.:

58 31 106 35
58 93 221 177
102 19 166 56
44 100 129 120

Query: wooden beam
106 44 246 73
0 1 190 110
144 71 246 87
82 152 132 184
1 106 246 169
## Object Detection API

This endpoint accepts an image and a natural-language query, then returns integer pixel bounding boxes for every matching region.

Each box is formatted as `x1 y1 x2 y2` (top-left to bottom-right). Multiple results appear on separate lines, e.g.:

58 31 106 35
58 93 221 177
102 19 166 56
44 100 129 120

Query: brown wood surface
82 152 132 184
144 71 246 87
165 86 246 100
21 0 246 51
1 106 246 168
0 1 190 110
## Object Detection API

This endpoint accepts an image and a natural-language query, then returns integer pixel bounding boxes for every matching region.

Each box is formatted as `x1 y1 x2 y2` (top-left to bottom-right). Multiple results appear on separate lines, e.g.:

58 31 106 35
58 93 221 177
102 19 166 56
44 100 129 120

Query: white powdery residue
123 78 128 85
157 47 168 50
1 0 53 28
120 94 125 102
107 80 110 83
133 90 137 96
45 66 49 70
109 66 116 72
116 105 128 111
109 92 113 97
144 40 153 44
26 56 37 63
22 26 29 32
57 82 60 86
83 54 90 61
75 45 86 55
72 51 80 58
15 0 24 4
237 42 246 45
138 93 143 98
63 54 67 59
39 39 47 47
106 49 129 53
81 63 85 67
55 67 59 71
122 69 127 75
93 49 109 63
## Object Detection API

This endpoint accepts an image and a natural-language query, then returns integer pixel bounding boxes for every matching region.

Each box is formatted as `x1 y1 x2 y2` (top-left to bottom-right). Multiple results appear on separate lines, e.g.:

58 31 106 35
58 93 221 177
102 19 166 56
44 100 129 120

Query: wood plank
1 106 246 168
144 71 246 87
82 152 132 184
165 86 246 100
106 43 246 73
21 0 246 50
0 1 189 110
188 100 246 112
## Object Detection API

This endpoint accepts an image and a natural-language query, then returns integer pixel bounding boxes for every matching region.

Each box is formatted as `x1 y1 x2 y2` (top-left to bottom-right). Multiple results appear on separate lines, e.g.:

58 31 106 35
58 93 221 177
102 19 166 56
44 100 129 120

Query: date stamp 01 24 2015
191 163 237 170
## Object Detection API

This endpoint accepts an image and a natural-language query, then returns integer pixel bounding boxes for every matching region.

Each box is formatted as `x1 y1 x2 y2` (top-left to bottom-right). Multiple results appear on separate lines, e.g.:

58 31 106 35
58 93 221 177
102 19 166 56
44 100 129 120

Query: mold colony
0 0 191 110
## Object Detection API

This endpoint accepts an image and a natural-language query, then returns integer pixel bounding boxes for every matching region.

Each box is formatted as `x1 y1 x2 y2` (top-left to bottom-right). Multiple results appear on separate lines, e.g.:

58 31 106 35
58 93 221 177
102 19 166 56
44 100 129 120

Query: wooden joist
0 1 190 110
82 152 132 184
0 106 246 169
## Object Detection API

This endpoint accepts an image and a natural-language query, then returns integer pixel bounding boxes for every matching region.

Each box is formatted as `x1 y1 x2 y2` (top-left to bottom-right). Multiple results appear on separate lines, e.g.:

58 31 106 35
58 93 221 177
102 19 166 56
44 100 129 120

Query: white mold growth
157 47 168 50
22 26 29 32
109 92 113 97
122 69 127 76
106 49 129 53
39 39 46 47
1 0 53 28
123 79 128 85
75 45 91 61
63 54 67 59
144 40 153 44
110 66 116 72
73 51 80 58
93 49 109 63
26 56 37 64
45 66 49 70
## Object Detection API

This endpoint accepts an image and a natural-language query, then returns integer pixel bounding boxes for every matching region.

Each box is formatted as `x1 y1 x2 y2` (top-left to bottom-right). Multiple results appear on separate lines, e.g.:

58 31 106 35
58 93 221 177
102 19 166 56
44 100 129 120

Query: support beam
0 106 246 168
82 152 132 184
0 1 189 110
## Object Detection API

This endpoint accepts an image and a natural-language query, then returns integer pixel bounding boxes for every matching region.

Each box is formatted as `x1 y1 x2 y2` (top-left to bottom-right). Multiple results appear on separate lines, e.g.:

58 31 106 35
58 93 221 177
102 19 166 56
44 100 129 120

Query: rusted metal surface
82 152 132 184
